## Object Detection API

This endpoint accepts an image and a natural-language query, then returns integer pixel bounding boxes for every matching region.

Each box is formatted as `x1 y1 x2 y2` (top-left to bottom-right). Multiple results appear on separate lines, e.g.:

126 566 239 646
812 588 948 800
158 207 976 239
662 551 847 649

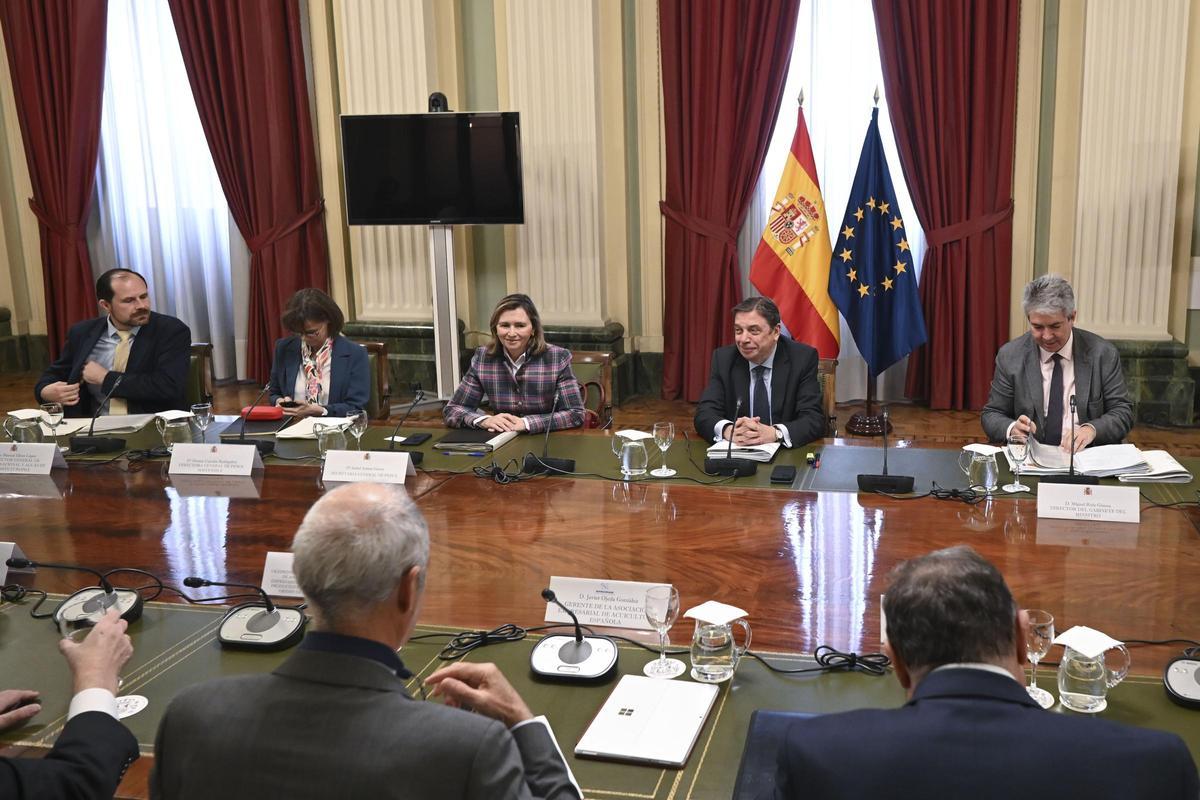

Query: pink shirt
1039 333 1080 436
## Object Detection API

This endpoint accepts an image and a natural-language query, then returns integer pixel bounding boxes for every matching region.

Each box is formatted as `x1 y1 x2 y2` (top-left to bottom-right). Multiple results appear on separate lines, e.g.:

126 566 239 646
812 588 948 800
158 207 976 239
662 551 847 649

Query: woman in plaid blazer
444 294 585 434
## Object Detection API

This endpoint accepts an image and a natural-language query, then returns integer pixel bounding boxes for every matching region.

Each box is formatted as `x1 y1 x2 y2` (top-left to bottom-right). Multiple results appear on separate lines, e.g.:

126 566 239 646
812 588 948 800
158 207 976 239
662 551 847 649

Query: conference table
2 419 1198 798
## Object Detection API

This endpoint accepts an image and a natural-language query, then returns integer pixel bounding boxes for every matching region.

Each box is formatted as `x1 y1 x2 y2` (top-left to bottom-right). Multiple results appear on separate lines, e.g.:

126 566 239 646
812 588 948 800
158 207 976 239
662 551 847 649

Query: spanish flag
749 105 840 358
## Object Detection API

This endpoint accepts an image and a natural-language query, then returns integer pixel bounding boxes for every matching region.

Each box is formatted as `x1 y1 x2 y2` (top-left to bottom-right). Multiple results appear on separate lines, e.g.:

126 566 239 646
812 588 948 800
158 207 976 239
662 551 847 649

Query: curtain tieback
924 200 1013 247
246 199 325 254
659 201 737 247
28 199 85 242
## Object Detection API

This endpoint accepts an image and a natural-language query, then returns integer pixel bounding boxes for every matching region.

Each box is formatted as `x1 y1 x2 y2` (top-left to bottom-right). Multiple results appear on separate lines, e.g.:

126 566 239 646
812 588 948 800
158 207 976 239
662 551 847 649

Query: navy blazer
268 335 369 417
34 312 191 417
0 711 139 800
772 668 1197 799
693 336 825 447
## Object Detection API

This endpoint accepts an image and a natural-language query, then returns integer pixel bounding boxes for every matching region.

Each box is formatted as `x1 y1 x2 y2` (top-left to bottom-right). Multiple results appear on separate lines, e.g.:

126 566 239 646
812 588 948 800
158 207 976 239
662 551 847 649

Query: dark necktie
1043 353 1063 446
752 365 771 425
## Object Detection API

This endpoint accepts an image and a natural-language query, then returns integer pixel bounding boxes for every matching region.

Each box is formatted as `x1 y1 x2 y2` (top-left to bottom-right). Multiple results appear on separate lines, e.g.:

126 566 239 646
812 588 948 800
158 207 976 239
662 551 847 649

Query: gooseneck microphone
703 397 757 477
6 557 143 624
522 393 576 474
856 406 915 493
1040 394 1098 485
529 588 618 682
69 375 127 454
184 575 306 651
237 383 276 455
374 386 426 463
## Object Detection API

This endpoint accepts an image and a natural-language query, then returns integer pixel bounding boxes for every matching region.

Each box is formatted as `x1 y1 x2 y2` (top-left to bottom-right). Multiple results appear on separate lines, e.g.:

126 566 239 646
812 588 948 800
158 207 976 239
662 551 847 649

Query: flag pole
846 368 890 436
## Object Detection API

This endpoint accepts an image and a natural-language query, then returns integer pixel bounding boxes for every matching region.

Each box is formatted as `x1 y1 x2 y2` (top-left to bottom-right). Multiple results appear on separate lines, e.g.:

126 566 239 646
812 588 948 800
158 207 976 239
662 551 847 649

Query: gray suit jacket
150 649 579 800
981 328 1133 445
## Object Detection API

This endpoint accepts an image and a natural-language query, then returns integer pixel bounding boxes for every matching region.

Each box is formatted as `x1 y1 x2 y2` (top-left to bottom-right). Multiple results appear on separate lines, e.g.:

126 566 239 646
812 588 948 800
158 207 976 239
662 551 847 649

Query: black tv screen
340 112 524 226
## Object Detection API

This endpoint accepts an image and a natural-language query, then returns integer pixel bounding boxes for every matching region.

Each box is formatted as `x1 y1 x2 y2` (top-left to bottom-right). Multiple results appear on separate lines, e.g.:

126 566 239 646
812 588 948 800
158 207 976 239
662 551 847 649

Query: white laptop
574 675 719 767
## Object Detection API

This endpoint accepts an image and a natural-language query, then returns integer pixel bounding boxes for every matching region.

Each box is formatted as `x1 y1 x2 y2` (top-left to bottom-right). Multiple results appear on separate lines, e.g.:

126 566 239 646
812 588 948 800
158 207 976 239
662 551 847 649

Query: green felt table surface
2 598 1197 798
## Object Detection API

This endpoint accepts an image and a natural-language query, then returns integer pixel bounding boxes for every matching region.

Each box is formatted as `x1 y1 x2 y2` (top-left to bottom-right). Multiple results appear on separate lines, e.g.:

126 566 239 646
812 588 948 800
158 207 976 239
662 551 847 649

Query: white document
1022 440 1146 477
1116 451 1193 483
261 551 304 598
575 675 718 767
275 417 352 440
0 442 67 474
39 413 155 438
155 409 193 421
614 429 655 441
545 576 667 631
0 541 32 584
1036 483 1140 524
322 449 415 484
705 441 780 462
169 443 264 476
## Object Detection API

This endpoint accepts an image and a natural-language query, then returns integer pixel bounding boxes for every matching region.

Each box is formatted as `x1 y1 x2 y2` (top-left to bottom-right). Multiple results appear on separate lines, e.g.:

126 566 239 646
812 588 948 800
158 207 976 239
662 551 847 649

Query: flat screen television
340 112 524 226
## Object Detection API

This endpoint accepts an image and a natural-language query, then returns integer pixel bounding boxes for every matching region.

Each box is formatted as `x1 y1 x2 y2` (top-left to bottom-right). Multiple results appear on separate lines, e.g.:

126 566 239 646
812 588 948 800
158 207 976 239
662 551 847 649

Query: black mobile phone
280 401 302 408
397 432 431 446
770 465 797 485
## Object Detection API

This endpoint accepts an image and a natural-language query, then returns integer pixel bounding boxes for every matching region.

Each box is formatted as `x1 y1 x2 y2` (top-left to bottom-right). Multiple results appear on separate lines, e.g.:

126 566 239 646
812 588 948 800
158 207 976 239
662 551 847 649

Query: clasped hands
724 416 778 446
478 413 526 433
1010 414 1096 453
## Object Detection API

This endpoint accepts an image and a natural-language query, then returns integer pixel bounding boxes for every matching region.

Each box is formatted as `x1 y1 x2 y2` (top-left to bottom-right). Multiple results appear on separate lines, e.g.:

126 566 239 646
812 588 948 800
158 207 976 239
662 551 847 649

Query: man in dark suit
771 546 1198 799
35 269 191 417
0 609 138 800
694 296 825 448
981 274 1132 451
151 483 580 800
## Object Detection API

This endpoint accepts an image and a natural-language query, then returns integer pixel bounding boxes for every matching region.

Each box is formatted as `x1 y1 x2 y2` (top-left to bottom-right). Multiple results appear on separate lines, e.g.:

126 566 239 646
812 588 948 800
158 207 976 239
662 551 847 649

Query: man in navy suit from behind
772 546 1197 799
35 268 191 417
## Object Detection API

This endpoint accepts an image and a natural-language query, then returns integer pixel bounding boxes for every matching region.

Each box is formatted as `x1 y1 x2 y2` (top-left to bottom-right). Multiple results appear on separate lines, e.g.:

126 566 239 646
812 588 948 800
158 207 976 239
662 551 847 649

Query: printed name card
0 442 66 475
545 576 669 631
1036 483 1140 524
169 443 264 476
261 551 304 598
321 450 415 485
0 541 32 584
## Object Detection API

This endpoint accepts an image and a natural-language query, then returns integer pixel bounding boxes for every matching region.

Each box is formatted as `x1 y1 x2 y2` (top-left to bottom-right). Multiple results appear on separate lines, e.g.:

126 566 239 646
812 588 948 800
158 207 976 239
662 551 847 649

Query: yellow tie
108 330 131 415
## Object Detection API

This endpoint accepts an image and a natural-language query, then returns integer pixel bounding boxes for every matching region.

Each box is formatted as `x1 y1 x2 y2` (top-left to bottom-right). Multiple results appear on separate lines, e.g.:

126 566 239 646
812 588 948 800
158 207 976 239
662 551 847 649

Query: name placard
322 450 415 485
0 442 66 475
545 576 667 631
0 541 32 583
261 551 304 598
1036 483 1140 524
169 443 264 476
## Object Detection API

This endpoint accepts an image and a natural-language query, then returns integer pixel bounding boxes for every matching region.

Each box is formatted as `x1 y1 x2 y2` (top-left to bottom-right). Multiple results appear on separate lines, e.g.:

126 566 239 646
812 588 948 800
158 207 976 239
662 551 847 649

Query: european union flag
828 108 927 377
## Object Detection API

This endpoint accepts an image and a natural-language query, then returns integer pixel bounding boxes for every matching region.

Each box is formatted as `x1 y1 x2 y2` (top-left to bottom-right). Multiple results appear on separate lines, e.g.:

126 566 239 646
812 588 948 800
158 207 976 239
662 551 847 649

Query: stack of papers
275 417 352 440
1015 441 1148 478
1116 451 1193 483
433 428 517 452
7 409 154 437
705 441 780 463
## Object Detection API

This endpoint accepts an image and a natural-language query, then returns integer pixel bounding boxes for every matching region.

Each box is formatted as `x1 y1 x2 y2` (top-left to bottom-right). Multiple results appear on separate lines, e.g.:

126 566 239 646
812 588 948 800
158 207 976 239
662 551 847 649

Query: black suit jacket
694 336 825 447
0 711 139 800
34 312 192 417
772 668 1197 799
267 335 370 417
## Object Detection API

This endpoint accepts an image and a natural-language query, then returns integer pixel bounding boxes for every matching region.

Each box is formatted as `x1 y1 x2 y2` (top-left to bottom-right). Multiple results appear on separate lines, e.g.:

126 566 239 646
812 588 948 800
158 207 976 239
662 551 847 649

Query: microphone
529 588 618 682
69 375 127 453
522 392 576 474
237 383 276 455
704 397 758 477
1041 394 1098 485
374 384 426 464
184 575 307 651
857 405 915 493
6 557 143 625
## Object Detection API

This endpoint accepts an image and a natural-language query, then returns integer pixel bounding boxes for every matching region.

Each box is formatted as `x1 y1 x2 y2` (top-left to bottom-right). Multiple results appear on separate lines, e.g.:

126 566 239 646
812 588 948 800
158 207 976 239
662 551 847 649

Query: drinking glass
644 586 686 678
190 403 213 443
1025 609 1055 709
348 410 369 450
40 402 64 446
314 423 347 460
650 422 676 478
1003 433 1030 493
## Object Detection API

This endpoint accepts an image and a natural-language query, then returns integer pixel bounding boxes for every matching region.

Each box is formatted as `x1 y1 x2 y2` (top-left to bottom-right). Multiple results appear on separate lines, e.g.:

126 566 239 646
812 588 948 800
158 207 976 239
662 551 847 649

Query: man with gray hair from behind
981 274 1132 451
151 483 581 800
770 546 1197 799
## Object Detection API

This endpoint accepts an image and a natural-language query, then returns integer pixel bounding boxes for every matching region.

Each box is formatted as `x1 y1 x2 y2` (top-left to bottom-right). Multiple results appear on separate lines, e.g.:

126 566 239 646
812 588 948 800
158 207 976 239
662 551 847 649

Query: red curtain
873 0 1019 409
168 0 329 382
659 0 801 401
0 0 107 353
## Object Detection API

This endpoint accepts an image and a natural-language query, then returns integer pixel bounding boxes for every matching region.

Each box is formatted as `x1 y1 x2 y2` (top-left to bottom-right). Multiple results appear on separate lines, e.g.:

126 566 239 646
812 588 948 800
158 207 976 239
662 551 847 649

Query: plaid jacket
443 344 585 433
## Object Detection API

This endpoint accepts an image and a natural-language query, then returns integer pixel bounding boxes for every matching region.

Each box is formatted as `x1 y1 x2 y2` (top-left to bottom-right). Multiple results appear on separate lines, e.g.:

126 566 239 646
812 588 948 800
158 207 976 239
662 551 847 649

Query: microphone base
704 457 758 477
55 587 144 627
857 473 915 493
216 602 307 651
1038 474 1099 485
237 439 275 455
372 447 424 466
69 436 126 454
530 633 618 682
522 453 576 474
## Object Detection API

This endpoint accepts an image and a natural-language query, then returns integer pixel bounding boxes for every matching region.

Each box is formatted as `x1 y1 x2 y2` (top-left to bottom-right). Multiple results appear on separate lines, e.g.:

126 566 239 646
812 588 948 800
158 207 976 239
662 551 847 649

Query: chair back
817 358 837 436
352 340 392 420
570 350 614 429
188 343 214 406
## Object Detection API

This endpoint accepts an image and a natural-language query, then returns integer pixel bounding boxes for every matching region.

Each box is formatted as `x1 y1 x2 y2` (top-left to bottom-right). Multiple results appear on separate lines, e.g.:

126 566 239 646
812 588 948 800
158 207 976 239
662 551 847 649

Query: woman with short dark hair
268 289 369 418
443 294 584 432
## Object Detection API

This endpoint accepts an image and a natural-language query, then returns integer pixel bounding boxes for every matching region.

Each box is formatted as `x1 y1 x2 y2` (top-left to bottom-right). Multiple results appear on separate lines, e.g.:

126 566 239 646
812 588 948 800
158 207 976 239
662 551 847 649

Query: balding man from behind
150 483 581 800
